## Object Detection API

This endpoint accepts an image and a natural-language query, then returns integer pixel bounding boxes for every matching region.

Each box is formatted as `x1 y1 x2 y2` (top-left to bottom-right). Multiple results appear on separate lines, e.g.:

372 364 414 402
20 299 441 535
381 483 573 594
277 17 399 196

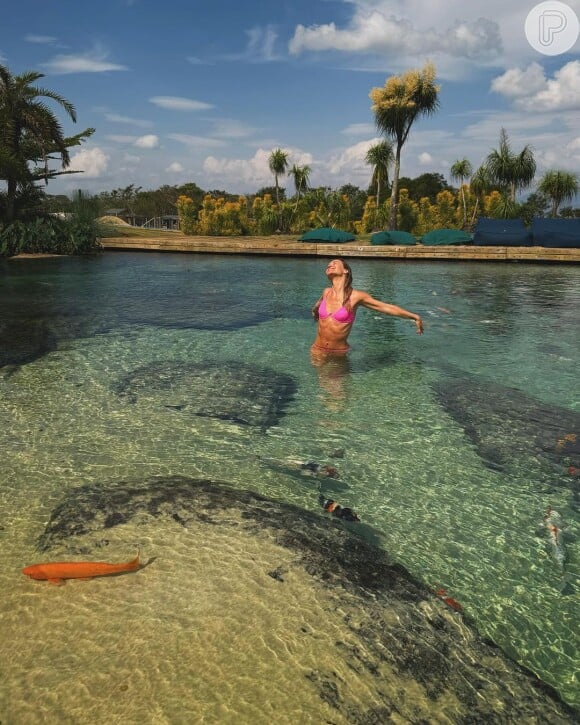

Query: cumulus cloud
418 152 433 165
289 8 501 60
67 147 109 177
150 96 214 111
491 61 580 112
203 148 312 187
166 162 184 173
42 47 127 74
134 134 159 149
327 138 381 176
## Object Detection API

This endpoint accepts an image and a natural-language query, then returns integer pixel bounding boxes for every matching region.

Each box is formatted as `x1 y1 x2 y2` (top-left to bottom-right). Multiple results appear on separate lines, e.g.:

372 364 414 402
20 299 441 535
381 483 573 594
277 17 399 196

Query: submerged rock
35 475 576 722
433 376 580 503
0 318 55 368
113 360 297 430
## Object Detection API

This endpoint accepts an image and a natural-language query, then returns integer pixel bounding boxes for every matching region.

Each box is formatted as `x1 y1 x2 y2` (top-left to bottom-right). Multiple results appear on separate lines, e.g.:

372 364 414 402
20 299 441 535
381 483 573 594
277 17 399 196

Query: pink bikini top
319 295 356 324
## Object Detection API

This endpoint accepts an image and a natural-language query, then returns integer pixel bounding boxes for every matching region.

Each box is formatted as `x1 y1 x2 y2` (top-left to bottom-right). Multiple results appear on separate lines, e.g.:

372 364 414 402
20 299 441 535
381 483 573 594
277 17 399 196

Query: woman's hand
414 316 424 335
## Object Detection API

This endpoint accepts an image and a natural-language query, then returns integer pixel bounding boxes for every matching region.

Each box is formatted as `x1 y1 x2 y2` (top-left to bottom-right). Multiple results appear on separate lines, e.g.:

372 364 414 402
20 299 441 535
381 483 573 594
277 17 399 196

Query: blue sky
1 0 579 196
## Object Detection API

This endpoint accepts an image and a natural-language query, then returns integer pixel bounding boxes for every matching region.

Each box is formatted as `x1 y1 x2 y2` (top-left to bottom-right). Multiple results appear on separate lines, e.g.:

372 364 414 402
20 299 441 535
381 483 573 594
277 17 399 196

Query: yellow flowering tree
370 63 440 230
176 195 197 235
197 195 249 236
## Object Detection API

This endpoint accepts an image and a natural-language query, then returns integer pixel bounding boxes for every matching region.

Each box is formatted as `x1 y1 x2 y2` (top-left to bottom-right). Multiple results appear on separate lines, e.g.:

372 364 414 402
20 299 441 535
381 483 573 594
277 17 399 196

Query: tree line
1 61 578 255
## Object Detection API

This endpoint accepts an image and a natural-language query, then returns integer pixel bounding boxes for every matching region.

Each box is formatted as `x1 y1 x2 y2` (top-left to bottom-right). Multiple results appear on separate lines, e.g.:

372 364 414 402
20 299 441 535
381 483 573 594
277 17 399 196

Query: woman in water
311 258 423 355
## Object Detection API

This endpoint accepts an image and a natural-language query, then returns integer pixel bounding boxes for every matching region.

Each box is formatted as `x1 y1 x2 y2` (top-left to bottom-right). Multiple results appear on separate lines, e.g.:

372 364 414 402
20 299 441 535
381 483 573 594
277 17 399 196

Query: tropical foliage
268 148 289 209
484 128 536 203
0 63 98 255
537 170 579 217
365 141 393 210
370 62 440 230
0 63 94 223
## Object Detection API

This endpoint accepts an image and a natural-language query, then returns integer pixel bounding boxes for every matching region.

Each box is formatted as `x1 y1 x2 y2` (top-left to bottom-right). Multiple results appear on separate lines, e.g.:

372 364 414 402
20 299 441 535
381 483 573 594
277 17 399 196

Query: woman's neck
331 279 345 299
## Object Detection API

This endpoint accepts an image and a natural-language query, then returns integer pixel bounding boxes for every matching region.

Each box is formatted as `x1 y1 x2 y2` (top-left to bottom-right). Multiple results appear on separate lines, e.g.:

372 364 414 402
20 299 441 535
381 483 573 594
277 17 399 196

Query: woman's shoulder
350 288 368 304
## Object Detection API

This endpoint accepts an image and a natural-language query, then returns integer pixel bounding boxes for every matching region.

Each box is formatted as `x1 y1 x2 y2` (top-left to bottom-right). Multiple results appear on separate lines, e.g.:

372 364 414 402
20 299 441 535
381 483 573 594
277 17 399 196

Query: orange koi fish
434 588 463 612
22 552 141 585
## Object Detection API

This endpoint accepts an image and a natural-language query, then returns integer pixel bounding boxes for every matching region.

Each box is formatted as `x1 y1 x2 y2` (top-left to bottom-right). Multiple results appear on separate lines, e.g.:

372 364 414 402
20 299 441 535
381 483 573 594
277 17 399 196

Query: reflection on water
1 253 579 719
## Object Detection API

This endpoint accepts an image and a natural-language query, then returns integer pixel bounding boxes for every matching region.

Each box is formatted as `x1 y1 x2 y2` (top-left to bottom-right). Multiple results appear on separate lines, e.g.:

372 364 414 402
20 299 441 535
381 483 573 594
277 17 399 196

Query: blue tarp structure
370 230 416 245
420 229 472 246
299 227 355 243
531 218 580 248
473 218 533 247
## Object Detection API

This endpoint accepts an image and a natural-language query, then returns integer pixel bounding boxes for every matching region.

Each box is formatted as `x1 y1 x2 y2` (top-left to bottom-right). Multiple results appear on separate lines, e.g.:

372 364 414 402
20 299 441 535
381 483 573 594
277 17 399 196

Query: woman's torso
312 288 358 353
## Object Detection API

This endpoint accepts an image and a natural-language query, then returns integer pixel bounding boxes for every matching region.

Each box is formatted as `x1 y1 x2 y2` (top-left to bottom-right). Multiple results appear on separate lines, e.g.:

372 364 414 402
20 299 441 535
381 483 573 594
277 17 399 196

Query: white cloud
168 133 226 148
492 61 580 112
150 96 214 111
68 147 109 177
134 134 159 149
203 148 312 187
104 113 152 128
418 152 433 165
42 47 127 74
341 123 376 136
166 162 184 173
327 138 381 176
289 8 502 60
490 62 547 98
25 34 56 44
105 135 138 143
245 25 279 61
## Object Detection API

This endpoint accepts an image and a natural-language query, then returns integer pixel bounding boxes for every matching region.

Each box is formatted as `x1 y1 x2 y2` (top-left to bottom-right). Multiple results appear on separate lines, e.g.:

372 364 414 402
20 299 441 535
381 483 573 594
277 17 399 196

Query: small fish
555 432 577 453
318 494 360 522
434 588 463 612
22 552 141 585
543 507 566 570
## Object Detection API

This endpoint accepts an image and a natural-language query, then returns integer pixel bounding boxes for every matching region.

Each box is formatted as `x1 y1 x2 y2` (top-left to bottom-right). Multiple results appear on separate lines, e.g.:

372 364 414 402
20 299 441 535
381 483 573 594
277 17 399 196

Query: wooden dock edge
100 236 580 263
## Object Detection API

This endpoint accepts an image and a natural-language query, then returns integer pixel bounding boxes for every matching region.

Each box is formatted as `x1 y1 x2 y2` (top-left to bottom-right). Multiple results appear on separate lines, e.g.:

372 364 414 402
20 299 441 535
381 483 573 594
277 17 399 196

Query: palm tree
365 141 394 210
484 128 536 203
450 158 473 229
537 170 579 217
469 165 493 227
268 148 289 208
288 163 311 200
370 62 440 230
0 64 79 222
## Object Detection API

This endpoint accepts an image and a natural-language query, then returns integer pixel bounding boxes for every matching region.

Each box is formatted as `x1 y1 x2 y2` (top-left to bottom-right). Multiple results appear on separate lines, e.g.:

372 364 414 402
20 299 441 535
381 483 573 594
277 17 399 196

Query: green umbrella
299 227 355 243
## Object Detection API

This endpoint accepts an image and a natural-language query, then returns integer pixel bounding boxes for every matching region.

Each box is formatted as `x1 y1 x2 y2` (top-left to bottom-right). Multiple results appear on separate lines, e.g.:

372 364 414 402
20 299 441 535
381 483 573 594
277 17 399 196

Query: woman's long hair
337 258 353 309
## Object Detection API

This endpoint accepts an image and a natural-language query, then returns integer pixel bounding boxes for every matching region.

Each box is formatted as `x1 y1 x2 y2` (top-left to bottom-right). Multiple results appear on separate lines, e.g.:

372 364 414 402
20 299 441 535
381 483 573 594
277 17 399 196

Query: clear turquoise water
1 252 579 712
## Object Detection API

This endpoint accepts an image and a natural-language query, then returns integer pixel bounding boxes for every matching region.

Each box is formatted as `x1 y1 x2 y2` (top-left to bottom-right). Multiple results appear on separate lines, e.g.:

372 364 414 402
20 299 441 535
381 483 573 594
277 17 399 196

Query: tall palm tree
365 141 394 210
537 170 579 217
268 148 289 208
288 163 311 200
0 64 78 223
370 62 440 230
450 158 473 229
469 165 493 227
484 128 536 203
